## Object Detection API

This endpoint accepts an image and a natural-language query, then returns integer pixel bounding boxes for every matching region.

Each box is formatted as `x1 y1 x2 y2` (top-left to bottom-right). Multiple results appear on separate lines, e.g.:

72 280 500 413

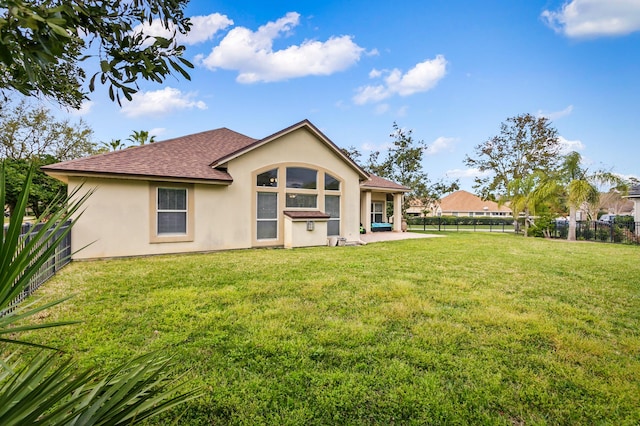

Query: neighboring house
406 190 512 217
627 184 640 223
598 190 634 217
43 120 409 259
405 197 437 217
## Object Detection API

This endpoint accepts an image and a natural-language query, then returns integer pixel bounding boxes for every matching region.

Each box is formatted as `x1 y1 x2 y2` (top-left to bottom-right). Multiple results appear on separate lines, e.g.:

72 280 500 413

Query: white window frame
371 201 384 223
326 194 341 236
157 187 188 235
149 183 194 243
257 191 278 240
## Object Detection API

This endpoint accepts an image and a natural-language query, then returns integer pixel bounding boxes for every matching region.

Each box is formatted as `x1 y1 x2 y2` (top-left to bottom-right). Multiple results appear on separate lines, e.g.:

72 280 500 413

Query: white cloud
558 135 585 154
120 87 207 118
201 12 365 83
68 100 94 116
369 69 382 78
542 0 640 38
149 128 166 138
353 55 447 105
374 104 390 115
446 168 491 179
427 136 457 155
536 105 574 120
133 13 233 46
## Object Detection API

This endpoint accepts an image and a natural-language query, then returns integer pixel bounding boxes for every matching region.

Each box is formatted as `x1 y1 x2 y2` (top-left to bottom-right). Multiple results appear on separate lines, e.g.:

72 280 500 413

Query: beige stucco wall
226 126 362 247
67 126 363 259
283 217 329 248
68 177 250 259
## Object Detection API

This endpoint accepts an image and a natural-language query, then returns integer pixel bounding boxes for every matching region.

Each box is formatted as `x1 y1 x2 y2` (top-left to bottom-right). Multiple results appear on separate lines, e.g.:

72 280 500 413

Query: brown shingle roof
360 174 410 192
283 210 331 219
440 190 511 213
211 119 370 180
43 120 373 184
42 127 258 182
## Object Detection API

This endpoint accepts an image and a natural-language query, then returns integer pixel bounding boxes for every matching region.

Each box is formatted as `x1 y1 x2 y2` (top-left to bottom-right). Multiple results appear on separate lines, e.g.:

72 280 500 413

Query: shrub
596 227 610 242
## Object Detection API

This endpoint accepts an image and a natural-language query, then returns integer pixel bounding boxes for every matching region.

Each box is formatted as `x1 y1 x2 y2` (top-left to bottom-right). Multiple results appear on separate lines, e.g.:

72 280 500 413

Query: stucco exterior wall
283 217 329 248
227 127 362 246
68 177 250 259
67 126 363 259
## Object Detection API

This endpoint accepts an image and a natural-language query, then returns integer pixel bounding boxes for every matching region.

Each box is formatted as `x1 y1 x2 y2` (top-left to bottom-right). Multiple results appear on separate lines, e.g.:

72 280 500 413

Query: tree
464 113 561 201
0 99 96 161
101 138 125 152
3 156 66 217
0 99 97 214
505 171 560 237
128 130 156 145
339 146 362 164
558 151 626 241
0 0 193 108
0 163 201 423
368 122 458 216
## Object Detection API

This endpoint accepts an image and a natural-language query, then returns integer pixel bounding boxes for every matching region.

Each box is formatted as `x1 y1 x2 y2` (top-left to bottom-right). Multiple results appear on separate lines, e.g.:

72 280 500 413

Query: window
286 193 317 208
150 184 193 243
257 192 278 239
254 166 343 244
371 202 384 223
325 173 340 191
286 167 316 189
157 188 187 234
326 195 340 236
257 169 278 187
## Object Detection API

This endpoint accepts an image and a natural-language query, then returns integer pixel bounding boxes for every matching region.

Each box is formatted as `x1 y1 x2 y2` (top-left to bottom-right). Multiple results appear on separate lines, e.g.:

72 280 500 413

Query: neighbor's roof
628 184 640 198
360 174 410 192
42 120 369 183
440 190 511 213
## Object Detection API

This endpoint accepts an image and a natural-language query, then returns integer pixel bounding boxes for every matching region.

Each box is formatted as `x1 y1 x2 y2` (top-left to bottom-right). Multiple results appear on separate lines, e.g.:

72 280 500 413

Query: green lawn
23 233 640 425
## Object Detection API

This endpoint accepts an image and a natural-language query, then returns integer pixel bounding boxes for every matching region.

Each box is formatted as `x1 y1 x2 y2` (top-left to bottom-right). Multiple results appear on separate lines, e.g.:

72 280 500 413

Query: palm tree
0 162 201 424
101 138 124 151
506 172 558 237
560 152 626 241
505 175 534 236
127 130 156 146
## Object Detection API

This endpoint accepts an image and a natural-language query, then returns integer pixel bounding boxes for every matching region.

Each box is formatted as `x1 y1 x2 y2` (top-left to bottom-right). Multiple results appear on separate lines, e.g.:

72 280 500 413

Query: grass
21 232 640 425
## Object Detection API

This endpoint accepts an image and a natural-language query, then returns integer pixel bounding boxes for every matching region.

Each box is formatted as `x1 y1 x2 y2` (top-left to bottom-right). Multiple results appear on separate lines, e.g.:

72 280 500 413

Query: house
406 190 512 217
43 120 409 259
627 184 640 223
598 190 634 217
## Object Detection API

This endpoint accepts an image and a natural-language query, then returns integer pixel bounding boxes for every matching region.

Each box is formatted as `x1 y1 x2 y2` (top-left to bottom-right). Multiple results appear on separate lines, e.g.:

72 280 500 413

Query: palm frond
1 162 92 342
0 161 202 424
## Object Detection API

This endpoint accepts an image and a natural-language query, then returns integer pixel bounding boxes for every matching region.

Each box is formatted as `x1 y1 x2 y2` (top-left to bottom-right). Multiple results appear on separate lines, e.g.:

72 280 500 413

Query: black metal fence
548 221 640 245
407 216 516 233
407 216 640 245
1 220 72 316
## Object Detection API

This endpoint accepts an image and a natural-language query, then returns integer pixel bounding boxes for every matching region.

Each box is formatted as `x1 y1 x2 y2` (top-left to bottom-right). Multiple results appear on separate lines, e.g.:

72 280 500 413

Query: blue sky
65 0 640 191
